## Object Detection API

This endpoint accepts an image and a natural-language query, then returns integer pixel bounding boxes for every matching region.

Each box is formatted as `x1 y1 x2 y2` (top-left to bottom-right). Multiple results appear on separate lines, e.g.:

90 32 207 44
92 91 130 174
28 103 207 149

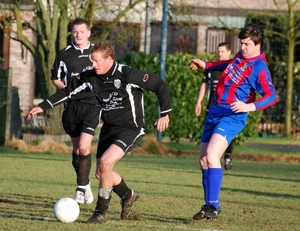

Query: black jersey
203 70 223 109
51 42 98 104
39 61 172 128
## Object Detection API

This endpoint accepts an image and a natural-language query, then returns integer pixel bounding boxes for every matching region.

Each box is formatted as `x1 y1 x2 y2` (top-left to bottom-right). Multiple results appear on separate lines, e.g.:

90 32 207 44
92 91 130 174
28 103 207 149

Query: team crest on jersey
143 74 149 82
240 64 248 72
114 79 121 89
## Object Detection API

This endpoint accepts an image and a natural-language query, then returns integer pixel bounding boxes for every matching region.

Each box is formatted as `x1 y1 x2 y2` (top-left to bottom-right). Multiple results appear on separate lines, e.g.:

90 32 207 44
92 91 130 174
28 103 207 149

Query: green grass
0 151 299 231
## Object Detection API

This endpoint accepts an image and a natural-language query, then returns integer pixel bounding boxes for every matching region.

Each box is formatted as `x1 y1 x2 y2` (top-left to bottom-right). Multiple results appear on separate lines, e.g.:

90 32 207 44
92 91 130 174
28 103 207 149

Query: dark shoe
193 205 206 220
224 158 233 171
204 205 221 219
120 190 140 220
87 210 107 224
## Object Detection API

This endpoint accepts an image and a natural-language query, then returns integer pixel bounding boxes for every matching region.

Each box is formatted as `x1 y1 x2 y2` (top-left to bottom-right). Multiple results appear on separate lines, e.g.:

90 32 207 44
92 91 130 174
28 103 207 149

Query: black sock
95 196 111 213
77 154 91 186
113 178 132 199
72 151 79 174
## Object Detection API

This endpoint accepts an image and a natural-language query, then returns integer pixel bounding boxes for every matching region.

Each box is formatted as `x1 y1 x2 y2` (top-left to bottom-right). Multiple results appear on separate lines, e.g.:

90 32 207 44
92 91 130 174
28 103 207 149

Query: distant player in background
195 42 235 171
51 18 99 204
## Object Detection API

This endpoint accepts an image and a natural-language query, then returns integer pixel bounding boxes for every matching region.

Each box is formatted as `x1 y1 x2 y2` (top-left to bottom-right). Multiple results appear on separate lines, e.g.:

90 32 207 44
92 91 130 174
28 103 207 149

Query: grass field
0 147 299 231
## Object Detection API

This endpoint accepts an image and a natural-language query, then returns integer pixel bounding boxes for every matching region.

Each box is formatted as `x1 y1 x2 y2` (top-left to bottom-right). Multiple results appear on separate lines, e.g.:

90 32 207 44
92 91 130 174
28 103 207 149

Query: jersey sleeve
203 70 209 83
123 66 172 116
51 50 66 81
251 68 277 111
38 74 91 111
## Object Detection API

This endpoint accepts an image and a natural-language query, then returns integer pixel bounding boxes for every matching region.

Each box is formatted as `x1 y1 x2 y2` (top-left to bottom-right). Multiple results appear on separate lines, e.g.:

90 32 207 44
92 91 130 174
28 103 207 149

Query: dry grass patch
7 137 72 153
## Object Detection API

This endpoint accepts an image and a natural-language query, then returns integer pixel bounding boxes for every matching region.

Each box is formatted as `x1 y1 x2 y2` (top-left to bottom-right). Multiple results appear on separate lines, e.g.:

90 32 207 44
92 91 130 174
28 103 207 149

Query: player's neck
74 41 90 49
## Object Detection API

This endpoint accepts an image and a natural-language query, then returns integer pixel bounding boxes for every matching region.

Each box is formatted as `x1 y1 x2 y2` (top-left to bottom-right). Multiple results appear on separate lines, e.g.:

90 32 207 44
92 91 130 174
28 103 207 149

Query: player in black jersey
195 42 235 172
27 40 172 224
51 18 99 204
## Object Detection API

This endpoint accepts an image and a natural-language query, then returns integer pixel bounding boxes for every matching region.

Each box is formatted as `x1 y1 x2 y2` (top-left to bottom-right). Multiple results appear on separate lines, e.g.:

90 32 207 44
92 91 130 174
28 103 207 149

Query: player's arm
189 59 206 70
52 79 66 89
252 68 277 111
27 107 44 120
195 82 208 116
27 75 91 119
125 67 172 131
51 51 67 89
231 68 277 113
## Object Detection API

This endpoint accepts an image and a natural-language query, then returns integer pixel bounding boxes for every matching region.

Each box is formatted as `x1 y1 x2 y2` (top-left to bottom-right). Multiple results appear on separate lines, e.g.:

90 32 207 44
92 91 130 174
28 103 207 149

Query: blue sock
202 168 208 207
207 168 223 209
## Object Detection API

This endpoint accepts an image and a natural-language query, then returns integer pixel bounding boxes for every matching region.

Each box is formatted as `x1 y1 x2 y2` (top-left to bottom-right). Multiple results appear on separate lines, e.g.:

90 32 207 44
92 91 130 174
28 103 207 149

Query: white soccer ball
53 197 80 223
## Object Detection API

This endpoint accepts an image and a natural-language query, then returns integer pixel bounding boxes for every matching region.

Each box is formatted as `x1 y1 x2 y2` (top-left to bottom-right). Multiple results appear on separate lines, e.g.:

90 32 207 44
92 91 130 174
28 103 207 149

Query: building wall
8 10 36 120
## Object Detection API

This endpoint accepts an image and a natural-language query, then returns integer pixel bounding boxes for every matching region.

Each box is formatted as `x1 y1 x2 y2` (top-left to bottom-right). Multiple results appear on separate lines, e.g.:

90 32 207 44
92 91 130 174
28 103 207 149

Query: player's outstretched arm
189 59 206 70
27 107 44 120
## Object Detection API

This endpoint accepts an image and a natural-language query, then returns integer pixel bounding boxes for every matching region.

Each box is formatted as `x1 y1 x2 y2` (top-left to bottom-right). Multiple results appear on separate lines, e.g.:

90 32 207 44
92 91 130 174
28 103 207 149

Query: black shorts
96 124 145 159
62 101 101 137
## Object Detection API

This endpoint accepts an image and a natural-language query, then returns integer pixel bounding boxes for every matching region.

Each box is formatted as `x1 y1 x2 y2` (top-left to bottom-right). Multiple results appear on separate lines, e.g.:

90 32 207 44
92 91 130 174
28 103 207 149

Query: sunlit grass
0 152 299 231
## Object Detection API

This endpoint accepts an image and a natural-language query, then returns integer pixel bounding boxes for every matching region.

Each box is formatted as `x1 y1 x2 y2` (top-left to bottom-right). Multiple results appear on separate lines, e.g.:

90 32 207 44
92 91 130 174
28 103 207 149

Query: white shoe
74 190 85 204
84 182 94 204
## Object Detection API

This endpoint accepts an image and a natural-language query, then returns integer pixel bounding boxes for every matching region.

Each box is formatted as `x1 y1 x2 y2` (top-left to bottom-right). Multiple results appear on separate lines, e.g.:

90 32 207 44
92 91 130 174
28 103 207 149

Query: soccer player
195 42 235 170
189 24 277 220
51 18 99 204
27 40 172 224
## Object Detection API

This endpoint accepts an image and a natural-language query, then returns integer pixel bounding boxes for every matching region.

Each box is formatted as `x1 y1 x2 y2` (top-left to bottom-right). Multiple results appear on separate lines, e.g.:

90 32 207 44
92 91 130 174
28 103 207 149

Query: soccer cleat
120 190 140 220
84 182 94 204
86 210 107 224
193 205 207 220
204 205 221 219
74 190 85 204
224 158 233 171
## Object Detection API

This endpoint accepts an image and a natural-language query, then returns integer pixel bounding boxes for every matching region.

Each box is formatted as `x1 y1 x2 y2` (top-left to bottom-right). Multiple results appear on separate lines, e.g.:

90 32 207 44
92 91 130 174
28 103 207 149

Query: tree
246 0 300 137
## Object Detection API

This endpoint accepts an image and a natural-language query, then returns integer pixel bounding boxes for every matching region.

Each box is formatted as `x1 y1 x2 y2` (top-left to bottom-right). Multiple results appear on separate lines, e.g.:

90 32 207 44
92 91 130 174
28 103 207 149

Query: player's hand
154 114 170 132
27 107 44 120
230 99 256 113
189 59 205 70
195 103 202 116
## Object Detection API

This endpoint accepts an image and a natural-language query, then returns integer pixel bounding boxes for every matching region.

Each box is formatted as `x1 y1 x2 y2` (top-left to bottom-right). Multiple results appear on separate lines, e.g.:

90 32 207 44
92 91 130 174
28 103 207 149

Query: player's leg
204 133 227 219
87 127 144 224
224 136 236 170
74 104 101 204
87 144 125 224
193 142 209 220
74 132 94 204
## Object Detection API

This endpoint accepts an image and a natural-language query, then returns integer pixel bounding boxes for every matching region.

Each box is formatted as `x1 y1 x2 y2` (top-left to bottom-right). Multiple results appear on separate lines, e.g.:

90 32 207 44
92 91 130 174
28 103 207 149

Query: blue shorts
201 104 248 144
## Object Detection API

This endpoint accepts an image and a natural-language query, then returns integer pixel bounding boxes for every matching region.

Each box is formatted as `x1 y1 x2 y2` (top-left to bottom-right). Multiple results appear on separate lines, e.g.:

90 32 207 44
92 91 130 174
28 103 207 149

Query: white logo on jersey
114 79 121 89
71 72 79 77
82 66 93 72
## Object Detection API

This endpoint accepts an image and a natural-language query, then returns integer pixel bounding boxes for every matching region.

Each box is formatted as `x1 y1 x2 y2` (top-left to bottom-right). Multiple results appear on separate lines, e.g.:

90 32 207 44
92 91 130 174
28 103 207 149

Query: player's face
240 37 261 59
72 24 91 49
217 46 231 61
91 51 113 75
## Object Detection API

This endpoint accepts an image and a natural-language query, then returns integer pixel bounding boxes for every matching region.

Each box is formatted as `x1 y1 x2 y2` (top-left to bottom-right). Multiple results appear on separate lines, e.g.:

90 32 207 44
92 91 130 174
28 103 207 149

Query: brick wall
8 10 36 121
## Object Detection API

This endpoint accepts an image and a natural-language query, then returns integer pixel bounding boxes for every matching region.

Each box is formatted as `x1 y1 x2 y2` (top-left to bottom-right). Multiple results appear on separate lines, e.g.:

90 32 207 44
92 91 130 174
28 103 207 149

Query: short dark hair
71 18 90 31
238 23 264 49
218 42 231 51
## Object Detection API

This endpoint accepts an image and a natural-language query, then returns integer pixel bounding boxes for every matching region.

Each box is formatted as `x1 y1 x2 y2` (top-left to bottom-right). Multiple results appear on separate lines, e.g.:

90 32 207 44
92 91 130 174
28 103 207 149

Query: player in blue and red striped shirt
189 24 277 220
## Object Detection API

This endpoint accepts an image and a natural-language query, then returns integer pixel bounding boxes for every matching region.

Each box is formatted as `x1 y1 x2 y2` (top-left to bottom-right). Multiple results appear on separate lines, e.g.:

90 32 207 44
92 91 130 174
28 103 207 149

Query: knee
200 157 207 168
99 158 113 173
95 172 100 180
79 146 91 155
